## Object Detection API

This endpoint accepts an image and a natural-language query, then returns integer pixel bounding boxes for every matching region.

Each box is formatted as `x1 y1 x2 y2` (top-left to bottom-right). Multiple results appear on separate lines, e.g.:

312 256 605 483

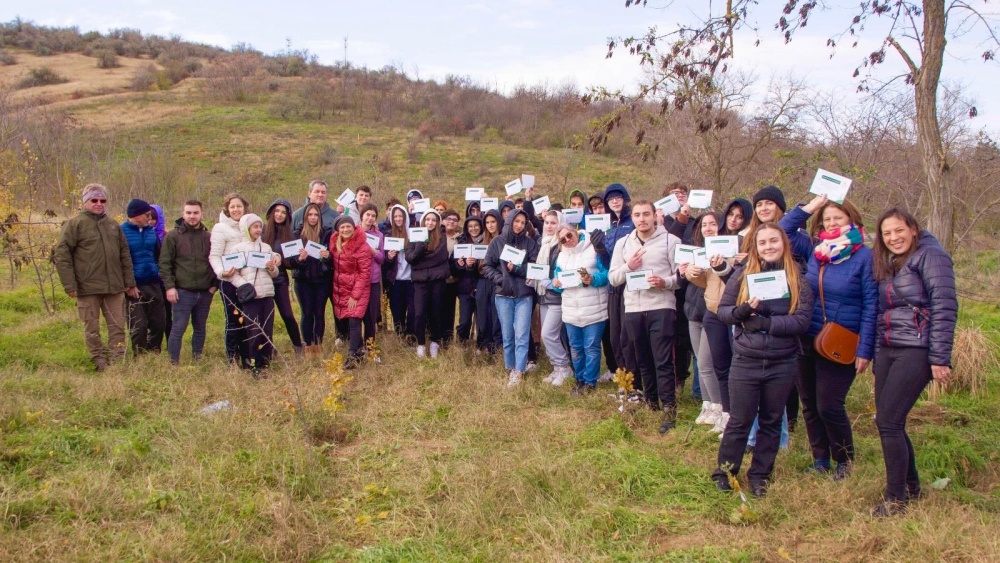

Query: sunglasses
559 234 575 243
90 198 107 204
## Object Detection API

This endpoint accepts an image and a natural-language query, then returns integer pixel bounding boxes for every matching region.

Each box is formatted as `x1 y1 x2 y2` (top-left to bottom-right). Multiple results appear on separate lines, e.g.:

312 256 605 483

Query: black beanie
126 198 152 218
752 185 786 213
333 215 356 231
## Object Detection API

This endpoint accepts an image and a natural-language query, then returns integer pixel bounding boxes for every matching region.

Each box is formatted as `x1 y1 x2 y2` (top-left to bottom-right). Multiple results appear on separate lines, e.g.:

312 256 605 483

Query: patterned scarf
814 225 864 264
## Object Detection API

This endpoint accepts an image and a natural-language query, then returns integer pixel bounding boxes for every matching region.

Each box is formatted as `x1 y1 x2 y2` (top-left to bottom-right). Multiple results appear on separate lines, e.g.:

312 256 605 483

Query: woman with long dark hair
535 210 572 385
291 203 333 357
475 209 504 356
714 223 813 498
869 208 956 517
384 204 416 339
406 210 451 358
263 199 304 356
453 214 484 344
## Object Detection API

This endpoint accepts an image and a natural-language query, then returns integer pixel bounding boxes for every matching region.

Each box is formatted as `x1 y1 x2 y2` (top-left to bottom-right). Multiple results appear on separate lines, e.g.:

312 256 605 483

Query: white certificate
557 270 582 288
336 188 355 207
499 244 526 266
408 227 429 242
526 263 549 280
412 198 431 213
746 270 790 301
221 252 246 270
280 240 303 259
504 178 523 196
563 208 584 224
465 187 485 201
454 244 472 259
809 168 852 204
305 240 326 259
246 251 271 269
704 236 739 258
480 197 499 212
521 174 535 190
694 248 711 268
625 269 652 291
384 237 404 251
654 195 680 214
532 196 551 213
365 232 380 250
471 245 489 259
587 213 611 232
688 189 714 209
673 244 699 265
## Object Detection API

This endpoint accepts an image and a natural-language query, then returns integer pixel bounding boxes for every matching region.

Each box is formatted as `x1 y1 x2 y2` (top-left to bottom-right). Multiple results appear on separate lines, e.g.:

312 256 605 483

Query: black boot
658 405 676 435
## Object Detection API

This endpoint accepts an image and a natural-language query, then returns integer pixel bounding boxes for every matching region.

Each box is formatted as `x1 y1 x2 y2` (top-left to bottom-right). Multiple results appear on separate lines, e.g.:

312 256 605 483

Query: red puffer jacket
330 231 373 319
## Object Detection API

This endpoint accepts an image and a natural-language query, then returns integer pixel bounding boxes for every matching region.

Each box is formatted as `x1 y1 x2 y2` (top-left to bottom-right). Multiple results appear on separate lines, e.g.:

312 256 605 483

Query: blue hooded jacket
599 183 635 269
121 220 161 285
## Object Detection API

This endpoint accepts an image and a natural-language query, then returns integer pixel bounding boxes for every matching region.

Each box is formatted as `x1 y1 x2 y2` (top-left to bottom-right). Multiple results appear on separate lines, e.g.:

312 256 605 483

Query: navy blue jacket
876 231 957 366
121 221 160 285
780 206 879 359
599 183 635 269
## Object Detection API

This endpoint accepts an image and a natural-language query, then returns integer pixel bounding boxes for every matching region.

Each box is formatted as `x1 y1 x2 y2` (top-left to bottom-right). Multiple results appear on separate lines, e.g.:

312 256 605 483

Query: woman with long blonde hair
714 223 813 498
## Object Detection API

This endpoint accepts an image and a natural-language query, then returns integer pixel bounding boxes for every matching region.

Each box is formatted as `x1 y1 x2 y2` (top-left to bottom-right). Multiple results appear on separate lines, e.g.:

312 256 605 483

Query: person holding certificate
291 203 334 357
330 215 373 368
870 208 956 517
483 209 540 387
780 195 877 480
592 184 636 386
452 214 485 345
359 204 385 358
475 210 505 357
405 210 451 359
533 211 572 386
551 223 609 393
609 200 683 434
231 213 280 376
208 193 252 366
383 204 416 339
263 199 303 356
714 223 813 498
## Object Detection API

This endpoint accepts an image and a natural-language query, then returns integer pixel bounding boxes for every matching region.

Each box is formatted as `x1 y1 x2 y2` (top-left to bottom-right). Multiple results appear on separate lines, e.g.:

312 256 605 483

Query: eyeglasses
444 217 459 222
90 198 107 204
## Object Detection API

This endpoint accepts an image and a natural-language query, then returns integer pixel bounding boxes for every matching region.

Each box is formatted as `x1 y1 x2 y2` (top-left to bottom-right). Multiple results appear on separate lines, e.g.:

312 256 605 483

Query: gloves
732 302 755 322
589 229 606 248
742 316 771 332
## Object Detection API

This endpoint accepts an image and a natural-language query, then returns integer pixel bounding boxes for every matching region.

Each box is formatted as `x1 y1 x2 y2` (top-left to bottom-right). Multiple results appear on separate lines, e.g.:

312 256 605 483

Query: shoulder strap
818 263 828 322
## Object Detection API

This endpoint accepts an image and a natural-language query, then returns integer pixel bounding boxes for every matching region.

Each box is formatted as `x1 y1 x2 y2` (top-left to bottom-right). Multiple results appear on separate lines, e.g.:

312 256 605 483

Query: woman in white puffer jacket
552 224 609 394
209 193 250 364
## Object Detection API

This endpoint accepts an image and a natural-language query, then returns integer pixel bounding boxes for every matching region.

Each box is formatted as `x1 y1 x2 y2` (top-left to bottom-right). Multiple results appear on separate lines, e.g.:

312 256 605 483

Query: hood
465 200 481 217
587 190 605 213
723 198 753 235
218 211 239 229
267 198 293 219
563 229 594 255
388 204 409 229
150 204 166 241
462 215 484 238
568 189 591 216
174 216 204 232
483 209 503 236
603 183 632 222
502 208 529 240
239 213 264 241
406 189 424 201
421 209 442 228
499 200 516 215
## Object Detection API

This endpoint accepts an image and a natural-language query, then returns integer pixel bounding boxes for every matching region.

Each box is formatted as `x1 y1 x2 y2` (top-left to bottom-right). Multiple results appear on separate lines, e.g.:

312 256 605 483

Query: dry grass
0 51 162 105
930 324 998 399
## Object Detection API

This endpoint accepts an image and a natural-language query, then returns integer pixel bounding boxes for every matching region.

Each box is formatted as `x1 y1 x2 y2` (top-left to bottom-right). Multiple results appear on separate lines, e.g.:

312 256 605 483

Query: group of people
55 177 957 518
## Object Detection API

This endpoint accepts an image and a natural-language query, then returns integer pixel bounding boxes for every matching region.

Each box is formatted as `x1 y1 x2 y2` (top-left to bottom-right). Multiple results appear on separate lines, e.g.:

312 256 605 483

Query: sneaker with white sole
525 361 539 372
507 369 523 388
429 342 440 358
702 403 723 426
598 370 614 383
542 371 557 384
695 401 712 424
416 345 426 358
711 411 730 435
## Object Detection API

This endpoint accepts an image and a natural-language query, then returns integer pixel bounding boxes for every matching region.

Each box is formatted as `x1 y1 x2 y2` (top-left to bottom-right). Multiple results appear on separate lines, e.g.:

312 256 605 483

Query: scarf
534 234 559 295
814 225 864 264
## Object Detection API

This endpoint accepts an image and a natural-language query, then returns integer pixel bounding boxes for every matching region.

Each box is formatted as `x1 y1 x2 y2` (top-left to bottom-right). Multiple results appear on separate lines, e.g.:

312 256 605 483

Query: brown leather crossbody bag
813 263 859 365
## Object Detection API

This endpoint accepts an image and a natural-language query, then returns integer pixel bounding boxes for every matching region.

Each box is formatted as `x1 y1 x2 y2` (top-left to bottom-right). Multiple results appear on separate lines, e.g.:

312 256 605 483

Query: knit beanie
126 198 152 218
333 215 356 231
81 183 108 203
752 185 787 213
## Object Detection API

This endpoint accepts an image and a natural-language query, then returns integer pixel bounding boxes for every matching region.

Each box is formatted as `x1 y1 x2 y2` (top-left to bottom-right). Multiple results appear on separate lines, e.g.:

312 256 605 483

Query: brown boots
304 344 324 358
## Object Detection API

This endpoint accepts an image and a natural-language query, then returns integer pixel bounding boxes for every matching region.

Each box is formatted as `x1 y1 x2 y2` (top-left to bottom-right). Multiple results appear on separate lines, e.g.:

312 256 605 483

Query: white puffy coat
209 212 246 284
556 234 608 327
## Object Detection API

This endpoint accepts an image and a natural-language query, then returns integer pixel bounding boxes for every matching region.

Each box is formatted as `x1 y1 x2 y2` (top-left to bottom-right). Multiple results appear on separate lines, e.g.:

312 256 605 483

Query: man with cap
291 179 341 232
55 184 139 371
121 198 166 355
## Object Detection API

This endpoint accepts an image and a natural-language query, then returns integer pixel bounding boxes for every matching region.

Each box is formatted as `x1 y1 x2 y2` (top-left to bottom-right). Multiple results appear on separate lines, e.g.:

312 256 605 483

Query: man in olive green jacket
54 184 139 371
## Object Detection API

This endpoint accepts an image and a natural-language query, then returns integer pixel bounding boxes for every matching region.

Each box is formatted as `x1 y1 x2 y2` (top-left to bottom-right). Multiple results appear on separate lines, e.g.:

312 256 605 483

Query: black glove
589 228 606 248
732 302 755 322
742 315 771 332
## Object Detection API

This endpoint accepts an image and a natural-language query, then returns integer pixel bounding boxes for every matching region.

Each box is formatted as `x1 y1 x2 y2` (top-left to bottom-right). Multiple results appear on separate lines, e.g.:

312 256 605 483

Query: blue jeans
495 295 532 372
566 321 605 385
168 288 213 364
748 410 790 449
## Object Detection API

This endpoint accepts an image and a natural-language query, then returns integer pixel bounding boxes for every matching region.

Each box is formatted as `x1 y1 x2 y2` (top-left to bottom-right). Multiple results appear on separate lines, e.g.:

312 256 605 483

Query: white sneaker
525 361 539 372
598 370 614 383
551 373 567 386
416 345 426 358
507 370 523 388
695 401 712 424
702 403 723 426
335 338 343 347
429 342 440 358
542 371 557 384
711 411 730 435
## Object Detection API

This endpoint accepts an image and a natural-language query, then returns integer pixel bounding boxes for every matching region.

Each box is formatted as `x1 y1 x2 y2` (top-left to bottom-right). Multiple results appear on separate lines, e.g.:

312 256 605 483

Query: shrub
0 49 15 66
16 66 68 89
95 50 120 69
130 64 157 91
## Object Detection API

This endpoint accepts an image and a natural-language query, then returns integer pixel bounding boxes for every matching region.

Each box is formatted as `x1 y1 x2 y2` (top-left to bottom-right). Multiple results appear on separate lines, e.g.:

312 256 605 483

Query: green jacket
159 218 215 292
55 210 136 296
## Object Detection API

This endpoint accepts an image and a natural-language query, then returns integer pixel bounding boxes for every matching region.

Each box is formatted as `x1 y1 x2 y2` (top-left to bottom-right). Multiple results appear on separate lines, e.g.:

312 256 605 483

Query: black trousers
607 285 638 383
673 306 692 386
127 283 166 354
364 281 381 344
413 279 446 346
624 308 676 409
873 346 933 501
798 337 858 464
345 316 364 358
387 279 415 338
475 278 502 352
272 280 302 348
294 279 329 345
703 311 732 412
457 292 476 342
242 297 275 369
714 356 798 485
219 282 245 364
442 281 458 344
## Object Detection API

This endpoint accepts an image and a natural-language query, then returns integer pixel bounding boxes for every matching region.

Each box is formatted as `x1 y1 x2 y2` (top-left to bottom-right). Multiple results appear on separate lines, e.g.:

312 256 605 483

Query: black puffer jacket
405 227 451 283
483 209 539 298
452 216 484 295
289 226 333 281
718 262 814 360
876 231 957 366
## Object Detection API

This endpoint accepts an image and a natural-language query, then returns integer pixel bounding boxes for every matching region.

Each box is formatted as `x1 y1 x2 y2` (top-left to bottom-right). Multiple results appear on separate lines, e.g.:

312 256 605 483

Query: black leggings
413 279 446 346
273 280 302 348
242 297 274 369
219 282 245 364
294 279 329 345
475 278 502 352
873 346 933 501
456 292 476 342
703 311 732 412
798 338 857 464
388 279 415 338
364 281 381 344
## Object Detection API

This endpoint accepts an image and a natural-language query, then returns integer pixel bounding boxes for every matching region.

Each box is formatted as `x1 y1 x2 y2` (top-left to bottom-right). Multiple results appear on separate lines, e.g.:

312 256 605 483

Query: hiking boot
658 406 676 435
714 473 733 491
571 381 596 396
750 481 768 498
806 458 832 475
871 499 907 518
833 462 852 481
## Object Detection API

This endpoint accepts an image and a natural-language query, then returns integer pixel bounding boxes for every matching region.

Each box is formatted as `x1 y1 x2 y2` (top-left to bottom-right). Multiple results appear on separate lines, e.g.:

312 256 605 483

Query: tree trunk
915 0 954 250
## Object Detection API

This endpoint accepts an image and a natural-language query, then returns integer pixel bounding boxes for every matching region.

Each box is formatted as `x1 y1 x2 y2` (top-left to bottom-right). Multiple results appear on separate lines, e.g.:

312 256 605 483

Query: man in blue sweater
121 198 166 354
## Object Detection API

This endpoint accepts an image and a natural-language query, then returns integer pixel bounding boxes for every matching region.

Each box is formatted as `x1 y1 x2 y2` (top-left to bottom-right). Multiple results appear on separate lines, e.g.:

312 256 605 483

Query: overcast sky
8 0 1000 133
